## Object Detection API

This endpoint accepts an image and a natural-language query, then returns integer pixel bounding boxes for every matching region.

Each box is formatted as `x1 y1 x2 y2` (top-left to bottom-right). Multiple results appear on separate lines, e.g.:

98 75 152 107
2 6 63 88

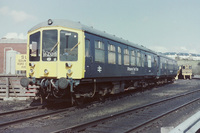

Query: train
20 19 178 105
177 64 193 79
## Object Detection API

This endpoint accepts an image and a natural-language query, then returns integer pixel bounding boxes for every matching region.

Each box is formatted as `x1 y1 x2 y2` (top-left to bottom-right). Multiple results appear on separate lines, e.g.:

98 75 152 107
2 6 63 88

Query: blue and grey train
20 19 178 104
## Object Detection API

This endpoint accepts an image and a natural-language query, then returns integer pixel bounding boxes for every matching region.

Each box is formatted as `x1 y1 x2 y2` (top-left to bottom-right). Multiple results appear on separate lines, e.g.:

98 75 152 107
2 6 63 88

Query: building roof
0 38 26 44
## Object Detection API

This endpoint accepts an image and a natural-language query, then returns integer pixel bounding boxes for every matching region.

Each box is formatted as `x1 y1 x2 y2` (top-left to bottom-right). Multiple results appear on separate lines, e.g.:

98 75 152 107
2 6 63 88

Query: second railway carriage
20 19 178 104
157 53 178 84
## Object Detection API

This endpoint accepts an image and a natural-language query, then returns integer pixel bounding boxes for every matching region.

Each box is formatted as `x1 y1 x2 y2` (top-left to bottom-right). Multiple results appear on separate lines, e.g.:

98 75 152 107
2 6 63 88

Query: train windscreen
60 30 78 61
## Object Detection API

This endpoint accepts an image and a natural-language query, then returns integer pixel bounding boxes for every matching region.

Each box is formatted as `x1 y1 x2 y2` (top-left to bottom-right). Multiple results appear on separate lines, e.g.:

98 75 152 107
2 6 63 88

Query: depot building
0 38 27 74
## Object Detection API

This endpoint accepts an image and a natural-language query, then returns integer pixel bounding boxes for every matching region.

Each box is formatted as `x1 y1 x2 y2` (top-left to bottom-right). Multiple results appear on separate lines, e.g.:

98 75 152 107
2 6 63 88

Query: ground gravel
1 79 200 133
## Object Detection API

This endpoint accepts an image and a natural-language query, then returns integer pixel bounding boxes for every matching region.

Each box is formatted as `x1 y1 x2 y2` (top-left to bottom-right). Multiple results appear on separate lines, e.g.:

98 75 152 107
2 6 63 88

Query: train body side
83 32 158 82
157 54 178 80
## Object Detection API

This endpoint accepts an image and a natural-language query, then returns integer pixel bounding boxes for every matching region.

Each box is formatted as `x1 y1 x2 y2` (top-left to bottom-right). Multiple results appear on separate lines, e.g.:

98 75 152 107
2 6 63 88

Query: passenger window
85 39 90 57
141 54 145 67
124 49 129 66
95 41 105 63
118 47 122 65
131 50 136 66
137 51 141 67
108 44 116 64
160 59 162 69
154 57 157 67
148 55 151 68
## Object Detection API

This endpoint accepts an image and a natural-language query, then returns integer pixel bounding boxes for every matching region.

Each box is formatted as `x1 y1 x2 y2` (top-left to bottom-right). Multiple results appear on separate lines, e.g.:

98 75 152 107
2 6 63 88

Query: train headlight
65 63 72 68
44 69 49 74
30 69 34 74
29 63 35 67
48 19 53 25
67 69 73 75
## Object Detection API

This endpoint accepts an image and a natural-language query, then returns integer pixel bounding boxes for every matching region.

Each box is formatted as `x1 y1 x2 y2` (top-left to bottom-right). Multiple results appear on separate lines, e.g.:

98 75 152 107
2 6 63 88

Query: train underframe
22 76 175 105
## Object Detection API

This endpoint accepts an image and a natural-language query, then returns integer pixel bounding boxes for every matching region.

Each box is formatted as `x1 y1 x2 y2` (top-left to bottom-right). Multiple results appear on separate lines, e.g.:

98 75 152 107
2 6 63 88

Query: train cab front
20 19 85 102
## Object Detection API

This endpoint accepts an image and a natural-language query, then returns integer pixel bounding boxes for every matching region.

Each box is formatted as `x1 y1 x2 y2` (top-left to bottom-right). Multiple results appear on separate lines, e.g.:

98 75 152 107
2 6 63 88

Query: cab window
29 31 40 61
60 30 78 61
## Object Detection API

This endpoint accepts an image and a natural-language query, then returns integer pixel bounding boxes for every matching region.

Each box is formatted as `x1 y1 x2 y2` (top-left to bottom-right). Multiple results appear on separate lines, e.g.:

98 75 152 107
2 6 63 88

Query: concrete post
5 77 9 98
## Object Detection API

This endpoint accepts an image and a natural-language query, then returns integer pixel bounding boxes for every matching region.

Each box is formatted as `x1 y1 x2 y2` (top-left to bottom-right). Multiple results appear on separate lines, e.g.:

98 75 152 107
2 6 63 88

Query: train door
144 53 148 74
84 33 94 78
166 60 168 75
92 37 106 77
136 50 141 75
84 33 106 78
156 56 160 77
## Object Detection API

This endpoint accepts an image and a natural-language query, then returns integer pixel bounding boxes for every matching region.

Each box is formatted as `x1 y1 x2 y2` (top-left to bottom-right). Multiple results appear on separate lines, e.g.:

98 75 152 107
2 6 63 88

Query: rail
51 89 200 133
0 106 76 127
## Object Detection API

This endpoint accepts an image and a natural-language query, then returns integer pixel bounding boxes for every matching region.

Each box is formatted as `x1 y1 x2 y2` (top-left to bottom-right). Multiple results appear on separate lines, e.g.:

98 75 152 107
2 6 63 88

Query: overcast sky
0 0 200 54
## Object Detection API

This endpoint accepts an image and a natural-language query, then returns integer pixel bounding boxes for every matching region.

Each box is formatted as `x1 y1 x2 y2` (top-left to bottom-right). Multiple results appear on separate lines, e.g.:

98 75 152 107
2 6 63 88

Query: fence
0 74 38 100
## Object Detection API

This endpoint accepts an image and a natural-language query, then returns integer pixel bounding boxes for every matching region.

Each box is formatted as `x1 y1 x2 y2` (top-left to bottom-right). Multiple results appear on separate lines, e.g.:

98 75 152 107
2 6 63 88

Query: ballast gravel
1 79 200 133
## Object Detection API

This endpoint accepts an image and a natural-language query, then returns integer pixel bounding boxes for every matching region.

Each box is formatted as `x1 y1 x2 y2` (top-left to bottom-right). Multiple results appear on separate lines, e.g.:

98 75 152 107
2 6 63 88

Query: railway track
0 105 76 128
0 89 139 129
52 89 200 133
0 106 38 116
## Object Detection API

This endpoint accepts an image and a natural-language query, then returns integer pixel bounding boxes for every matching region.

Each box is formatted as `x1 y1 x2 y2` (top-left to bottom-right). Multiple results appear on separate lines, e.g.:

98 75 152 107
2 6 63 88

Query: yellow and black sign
16 54 27 70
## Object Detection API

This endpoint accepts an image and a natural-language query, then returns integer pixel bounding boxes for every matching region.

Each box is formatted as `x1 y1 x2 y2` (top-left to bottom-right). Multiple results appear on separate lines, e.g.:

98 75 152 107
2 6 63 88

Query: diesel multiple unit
20 19 178 104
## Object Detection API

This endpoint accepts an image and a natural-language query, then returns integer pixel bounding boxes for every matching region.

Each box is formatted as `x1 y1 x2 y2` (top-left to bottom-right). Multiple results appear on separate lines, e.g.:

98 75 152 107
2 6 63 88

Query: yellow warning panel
16 54 27 70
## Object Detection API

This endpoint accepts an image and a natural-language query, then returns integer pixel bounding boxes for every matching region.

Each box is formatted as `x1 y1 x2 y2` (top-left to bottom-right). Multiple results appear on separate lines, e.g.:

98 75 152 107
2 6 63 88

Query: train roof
29 19 157 54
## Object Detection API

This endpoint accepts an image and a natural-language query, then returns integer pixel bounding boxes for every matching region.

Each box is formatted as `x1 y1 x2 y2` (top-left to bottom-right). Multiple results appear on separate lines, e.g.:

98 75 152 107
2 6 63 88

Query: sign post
16 54 27 71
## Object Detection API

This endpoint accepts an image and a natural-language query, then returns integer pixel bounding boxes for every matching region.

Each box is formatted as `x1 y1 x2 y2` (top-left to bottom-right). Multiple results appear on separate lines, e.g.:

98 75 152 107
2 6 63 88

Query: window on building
124 49 129 65
95 40 105 63
108 44 116 64
131 50 136 66
118 47 122 65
